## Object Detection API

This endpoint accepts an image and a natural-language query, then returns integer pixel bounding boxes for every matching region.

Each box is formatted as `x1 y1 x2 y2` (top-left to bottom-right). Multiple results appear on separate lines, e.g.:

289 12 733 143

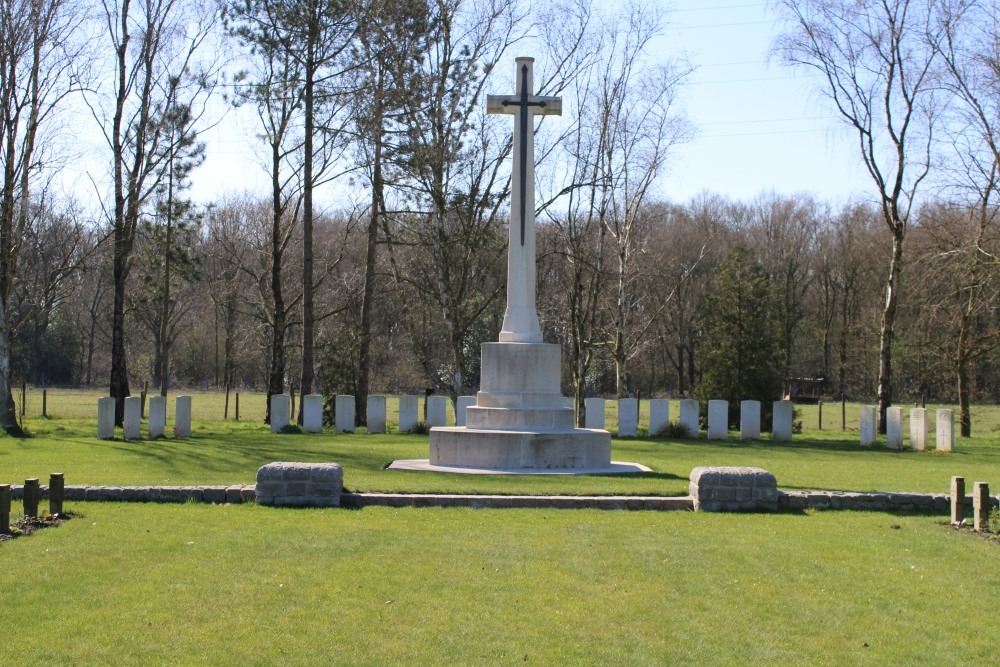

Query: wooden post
20 381 26 419
841 393 846 431
42 389 47 418
951 476 966 524
290 385 296 422
23 478 39 519
235 392 240 421
0 484 10 533
49 473 65 516
818 400 822 431
141 381 148 418
224 384 230 420
973 482 990 532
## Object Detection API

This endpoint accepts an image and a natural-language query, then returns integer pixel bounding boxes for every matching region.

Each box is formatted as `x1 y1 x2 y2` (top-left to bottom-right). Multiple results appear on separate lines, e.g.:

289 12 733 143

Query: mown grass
1 502 997 665
4 408 1000 497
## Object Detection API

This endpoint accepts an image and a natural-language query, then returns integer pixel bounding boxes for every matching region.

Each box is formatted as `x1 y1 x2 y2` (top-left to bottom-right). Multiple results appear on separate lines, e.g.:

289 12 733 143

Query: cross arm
486 95 563 116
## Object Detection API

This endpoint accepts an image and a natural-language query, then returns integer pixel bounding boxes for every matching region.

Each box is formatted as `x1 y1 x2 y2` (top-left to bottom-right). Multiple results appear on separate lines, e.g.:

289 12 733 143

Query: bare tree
776 0 942 432
90 0 218 424
0 0 82 433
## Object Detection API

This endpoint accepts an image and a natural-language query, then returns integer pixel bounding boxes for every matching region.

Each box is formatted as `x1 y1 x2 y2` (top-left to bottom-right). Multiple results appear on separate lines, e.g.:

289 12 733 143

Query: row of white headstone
584 398 795 441
96 395 192 440
268 394 479 434
858 406 955 451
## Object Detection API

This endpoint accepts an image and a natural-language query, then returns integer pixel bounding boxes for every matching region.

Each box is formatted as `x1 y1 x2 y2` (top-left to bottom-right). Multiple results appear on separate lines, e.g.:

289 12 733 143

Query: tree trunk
956 288 975 438
876 232 904 434
358 71 383 428
266 139 286 424
299 54 315 423
159 154 174 397
0 299 20 433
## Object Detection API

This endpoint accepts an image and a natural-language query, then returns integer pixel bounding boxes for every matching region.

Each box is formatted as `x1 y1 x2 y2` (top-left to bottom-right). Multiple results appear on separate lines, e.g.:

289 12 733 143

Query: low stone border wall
255 462 343 507
9 485 256 504
779 490 999 513
341 493 693 511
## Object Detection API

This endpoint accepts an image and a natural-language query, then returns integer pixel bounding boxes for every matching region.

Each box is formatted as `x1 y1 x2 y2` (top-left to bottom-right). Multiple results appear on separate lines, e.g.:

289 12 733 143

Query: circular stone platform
387 459 652 475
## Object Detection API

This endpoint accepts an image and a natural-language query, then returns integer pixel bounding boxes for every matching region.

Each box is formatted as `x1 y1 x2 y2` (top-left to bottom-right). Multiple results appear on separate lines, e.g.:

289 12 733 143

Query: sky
183 0 875 207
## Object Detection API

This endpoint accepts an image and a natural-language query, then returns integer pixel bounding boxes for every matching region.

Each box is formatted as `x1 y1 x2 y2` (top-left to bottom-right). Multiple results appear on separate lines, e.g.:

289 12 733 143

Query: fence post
235 392 240 421
224 384 230 420
49 473 65 516
0 484 10 533
951 476 966 524
818 400 823 431
23 478 39 519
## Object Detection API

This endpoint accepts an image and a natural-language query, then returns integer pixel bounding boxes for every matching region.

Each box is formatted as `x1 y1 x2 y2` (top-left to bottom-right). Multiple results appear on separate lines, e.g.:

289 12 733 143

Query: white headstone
426 396 447 427
269 394 290 434
584 398 605 429
886 406 903 450
97 397 115 439
648 399 669 436
336 395 356 433
618 398 638 437
910 408 927 451
707 400 728 440
398 395 418 433
175 395 192 438
367 396 386 434
936 409 954 452
772 400 793 442
123 397 141 440
302 394 323 433
456 396 476 427
148 396 166 439
679 399 699 438
859 405 877 447
740 400 760 440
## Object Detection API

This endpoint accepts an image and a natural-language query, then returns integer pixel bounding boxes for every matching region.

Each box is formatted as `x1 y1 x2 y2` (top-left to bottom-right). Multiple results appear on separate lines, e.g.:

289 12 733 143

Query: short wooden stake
0 484 10 533
49 473 64 516
818 400 823 431
23 478 39 519
841 393 846 431
235 392 240 421
973 482 990 532
951 476 966 524
42 389 47 418
224 384 230 420
141 381 148 418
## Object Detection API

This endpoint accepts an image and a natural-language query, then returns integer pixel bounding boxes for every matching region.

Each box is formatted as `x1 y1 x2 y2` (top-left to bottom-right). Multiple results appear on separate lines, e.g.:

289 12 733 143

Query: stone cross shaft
487 57 561 343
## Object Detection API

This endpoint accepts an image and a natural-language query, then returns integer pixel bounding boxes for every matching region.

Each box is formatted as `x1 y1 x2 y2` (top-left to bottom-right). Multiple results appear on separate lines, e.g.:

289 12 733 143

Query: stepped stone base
429 426 612 469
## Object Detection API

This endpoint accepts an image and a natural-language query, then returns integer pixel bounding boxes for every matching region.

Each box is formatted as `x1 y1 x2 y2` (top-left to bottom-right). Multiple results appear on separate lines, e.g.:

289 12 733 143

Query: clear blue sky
184 0 874 207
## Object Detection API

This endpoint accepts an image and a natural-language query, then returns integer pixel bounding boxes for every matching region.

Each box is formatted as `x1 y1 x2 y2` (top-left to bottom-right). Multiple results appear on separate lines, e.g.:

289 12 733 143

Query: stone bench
255 462 343 507
689 466 778 512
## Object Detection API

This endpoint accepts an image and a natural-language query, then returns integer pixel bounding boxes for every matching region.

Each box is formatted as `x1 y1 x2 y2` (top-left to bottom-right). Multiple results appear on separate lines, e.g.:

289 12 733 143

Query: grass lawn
1 502 997 665
3 406 1000 496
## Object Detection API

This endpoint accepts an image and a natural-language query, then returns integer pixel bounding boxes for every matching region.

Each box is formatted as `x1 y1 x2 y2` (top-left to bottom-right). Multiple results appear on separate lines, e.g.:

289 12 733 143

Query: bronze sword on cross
487 59 561 246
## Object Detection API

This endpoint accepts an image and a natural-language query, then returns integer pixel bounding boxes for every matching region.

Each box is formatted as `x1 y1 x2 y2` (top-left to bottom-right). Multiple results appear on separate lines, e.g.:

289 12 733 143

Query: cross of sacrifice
486 57 561 344
487 57 562 246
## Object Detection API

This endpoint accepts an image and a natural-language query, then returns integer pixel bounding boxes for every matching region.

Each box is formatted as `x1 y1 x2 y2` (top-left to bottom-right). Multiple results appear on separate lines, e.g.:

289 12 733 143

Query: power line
672 2 768 12
700 116 832 126
701 128 828 139
689 74 821 85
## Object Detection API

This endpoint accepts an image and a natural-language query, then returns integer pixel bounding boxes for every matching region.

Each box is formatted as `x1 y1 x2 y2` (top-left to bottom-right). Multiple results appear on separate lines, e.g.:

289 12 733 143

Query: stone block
98 397 115 439
398 395 418 433
148 396 166 439
974 482 991 531
772 400 793 442
679 399 699 438
910 408 927 451
648 399 669 436
707 400 728 440
859 405 877 447
936 409 954 452
740 400 760 440
367 396 386 434
886 406 903 449
455 396 476 427
584 398 605 430
618 398 638 437
270 394 290 433
302 394 323 433
255 462 343 507
689 466 778 512
951 476 965 524
335 395 355 433
426 395 447 427
174 396 192 438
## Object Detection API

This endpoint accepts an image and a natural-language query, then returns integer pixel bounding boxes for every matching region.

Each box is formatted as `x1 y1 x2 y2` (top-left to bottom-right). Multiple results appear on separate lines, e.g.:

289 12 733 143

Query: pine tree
698 245 783 428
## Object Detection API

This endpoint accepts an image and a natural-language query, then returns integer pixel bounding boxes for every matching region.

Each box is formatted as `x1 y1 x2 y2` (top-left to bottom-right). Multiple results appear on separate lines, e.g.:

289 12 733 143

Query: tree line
4 0 1000 437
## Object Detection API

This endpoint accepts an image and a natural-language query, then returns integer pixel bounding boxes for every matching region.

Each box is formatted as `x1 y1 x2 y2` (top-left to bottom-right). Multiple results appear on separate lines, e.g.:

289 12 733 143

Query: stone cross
487 57 561 343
